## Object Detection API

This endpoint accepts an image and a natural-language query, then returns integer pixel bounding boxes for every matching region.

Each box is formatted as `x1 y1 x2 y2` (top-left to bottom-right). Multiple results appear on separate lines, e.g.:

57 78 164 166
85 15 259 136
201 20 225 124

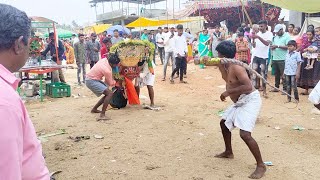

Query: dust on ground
27 63 320 180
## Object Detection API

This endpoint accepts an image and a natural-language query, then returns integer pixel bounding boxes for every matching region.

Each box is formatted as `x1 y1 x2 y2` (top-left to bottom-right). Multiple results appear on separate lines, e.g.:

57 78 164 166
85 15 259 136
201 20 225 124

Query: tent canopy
84 24 112 34
262 0 320 13
44 29 75 38
126 17 193 28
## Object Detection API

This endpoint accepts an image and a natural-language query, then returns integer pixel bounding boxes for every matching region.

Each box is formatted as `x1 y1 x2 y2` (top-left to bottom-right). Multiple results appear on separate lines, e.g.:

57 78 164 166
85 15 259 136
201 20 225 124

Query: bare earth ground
27 62 320 180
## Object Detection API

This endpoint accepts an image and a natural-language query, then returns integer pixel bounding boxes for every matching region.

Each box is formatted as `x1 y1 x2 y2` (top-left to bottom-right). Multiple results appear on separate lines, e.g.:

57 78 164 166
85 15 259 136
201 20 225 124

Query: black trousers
171 57 186 81
273 60 286 91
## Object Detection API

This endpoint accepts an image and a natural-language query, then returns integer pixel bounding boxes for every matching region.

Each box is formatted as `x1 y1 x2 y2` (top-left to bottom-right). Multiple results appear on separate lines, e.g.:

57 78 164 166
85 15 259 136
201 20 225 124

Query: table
19 65 63 102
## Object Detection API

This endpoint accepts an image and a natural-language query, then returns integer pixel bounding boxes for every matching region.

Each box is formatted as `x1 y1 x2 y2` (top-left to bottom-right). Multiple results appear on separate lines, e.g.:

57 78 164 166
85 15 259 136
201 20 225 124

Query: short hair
91 33 97 37
214 24 221 28
144 29 148 31
0 4 31 51
113 29 119 32
237 32 244 37
164 27 168 30
72 34 76 37
289 24 295 28
215 40 236 58
158 27 162 29
237 27 245 33
49 32 55 37
244 27 250 32
78 33 84 37
258 20 268 25
176 24 183 29
287 40 297 47
102 37 111 43
108 52 120 65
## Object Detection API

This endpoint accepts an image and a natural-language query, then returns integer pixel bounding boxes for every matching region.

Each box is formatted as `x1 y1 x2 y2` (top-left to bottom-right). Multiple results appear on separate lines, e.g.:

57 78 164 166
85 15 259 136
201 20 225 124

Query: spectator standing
86 33 101 69
0 4 50 179
111 29 124 45
74 33 87 85
162 27 175 81
170 24 188 84
41 32 66 83
251 20 273 96
270 24 291 93
156 27 165 65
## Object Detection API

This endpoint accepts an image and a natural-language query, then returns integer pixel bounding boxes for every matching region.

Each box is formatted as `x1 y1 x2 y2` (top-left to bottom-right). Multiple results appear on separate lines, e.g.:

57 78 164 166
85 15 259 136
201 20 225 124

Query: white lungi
222 90 261 132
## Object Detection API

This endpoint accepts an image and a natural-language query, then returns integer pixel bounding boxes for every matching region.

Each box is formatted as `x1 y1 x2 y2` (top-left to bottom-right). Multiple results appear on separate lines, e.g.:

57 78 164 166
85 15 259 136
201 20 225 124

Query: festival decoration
29 37 42 55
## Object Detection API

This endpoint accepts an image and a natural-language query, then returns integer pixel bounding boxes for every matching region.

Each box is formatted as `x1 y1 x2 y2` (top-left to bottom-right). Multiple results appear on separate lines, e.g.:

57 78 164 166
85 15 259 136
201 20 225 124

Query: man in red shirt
100 37 112 59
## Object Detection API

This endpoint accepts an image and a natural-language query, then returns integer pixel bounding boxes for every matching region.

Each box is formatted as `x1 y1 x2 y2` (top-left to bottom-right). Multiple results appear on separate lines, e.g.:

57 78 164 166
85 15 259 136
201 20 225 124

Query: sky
0 0 190 26
1 0 288 26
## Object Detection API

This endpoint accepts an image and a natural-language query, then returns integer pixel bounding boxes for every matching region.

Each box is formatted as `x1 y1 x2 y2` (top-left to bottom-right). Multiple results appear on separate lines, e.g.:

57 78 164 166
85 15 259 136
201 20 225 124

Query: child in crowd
235 32 250 64
284 40 302 102
303 27 320 69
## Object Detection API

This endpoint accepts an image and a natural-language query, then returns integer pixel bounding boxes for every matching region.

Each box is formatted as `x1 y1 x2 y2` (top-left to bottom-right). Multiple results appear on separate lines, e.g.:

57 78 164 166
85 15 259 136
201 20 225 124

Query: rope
220 58 299 104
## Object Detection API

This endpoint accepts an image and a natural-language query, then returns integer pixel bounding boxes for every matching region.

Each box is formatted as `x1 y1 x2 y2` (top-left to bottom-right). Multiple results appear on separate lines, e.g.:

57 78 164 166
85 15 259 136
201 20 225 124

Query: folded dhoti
222 90 261 132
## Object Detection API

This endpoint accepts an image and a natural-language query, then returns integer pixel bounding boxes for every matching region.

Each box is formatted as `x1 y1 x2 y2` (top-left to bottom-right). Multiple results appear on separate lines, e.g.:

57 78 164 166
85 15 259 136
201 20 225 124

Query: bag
110 87 127 109
309 81 320 104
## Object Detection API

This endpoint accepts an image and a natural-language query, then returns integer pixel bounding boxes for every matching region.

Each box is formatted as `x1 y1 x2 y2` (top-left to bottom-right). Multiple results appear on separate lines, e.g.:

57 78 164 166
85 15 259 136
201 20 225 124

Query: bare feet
96 115 111 121
91 109 102 113
249 164 266 179
214 151 234 159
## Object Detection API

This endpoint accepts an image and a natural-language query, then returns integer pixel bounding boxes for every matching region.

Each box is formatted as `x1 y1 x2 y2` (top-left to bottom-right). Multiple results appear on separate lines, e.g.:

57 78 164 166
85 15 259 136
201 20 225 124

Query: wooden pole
240 0 252 26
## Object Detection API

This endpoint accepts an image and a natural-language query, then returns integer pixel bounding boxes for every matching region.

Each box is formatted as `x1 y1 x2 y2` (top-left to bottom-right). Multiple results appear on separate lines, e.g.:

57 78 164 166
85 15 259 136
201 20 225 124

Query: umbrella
106 25 130 36
44 29 75 39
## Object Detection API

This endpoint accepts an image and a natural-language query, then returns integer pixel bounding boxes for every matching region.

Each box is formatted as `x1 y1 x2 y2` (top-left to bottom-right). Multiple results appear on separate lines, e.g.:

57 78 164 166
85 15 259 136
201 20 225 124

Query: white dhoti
222 90 261 132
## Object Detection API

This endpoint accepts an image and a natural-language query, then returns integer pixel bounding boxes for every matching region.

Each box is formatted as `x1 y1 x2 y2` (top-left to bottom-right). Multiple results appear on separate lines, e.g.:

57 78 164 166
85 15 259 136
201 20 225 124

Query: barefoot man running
214 41 266 179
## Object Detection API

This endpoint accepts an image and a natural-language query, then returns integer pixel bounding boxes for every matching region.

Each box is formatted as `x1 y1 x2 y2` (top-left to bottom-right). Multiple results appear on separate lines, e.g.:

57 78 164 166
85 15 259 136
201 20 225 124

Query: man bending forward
214 41 266 179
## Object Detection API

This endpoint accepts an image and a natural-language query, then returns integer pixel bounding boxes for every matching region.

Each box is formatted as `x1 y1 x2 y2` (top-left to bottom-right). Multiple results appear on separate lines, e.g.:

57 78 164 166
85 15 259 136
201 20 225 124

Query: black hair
49 32 54 37
113 29 119 32
176 24 183 29
214 24 221 28
78 33 84 37
164 27 168 30
237 27 245 33
0 4 31 51
289 24 295 28
215 40 236 58
108 52 120 65
307 29 315 36
258 20 268 25
237 32 244 37
91 33 97 37
307 24 314 30
102 37 111 43
158 27 162 29
287 40 297 47
244 27 250 32
144 29 148 30
72 34 76 37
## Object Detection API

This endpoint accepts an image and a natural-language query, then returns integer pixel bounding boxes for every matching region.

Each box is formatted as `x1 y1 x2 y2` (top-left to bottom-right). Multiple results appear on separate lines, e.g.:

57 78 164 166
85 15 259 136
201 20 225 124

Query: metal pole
166 0 168 27
179 0 180 9
150 0 151 9
111 0 113 12
172 0 174 20
102 2 105 13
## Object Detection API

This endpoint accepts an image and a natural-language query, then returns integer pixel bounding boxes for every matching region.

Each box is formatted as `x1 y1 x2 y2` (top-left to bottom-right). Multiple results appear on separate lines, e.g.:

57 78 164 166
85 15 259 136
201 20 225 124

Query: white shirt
254 31 273 59
163 32 175 52
173 34 188 57
156 33 164 48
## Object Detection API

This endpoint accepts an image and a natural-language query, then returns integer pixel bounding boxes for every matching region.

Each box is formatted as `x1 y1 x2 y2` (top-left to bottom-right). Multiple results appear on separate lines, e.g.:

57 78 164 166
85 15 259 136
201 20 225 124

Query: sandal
179 80 188 84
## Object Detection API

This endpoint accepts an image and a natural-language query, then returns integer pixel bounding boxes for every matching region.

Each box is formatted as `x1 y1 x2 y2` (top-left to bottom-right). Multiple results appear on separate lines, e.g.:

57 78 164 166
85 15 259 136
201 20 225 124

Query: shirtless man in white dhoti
214 41 266 179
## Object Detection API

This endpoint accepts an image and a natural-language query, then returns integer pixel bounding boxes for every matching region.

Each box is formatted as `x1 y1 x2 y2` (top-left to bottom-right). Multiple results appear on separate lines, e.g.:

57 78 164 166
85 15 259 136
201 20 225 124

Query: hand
251 34 259 39
270 45 277 50
220 91 229 101
296 74 300 82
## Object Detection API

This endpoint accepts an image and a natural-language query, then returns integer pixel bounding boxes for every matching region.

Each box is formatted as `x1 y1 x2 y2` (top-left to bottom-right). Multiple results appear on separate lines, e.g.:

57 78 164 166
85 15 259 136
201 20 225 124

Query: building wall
289 11 303 27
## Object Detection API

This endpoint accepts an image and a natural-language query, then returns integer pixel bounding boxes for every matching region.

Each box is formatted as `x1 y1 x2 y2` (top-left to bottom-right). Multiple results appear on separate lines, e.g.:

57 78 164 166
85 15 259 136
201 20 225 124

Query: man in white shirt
162 27 175 81
251 20 273 96
156 27 165 65
170 24 188 84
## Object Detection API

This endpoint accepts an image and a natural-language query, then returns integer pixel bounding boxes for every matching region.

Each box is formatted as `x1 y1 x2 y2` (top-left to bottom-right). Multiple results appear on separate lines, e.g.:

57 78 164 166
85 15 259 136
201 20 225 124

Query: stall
19 17 66 102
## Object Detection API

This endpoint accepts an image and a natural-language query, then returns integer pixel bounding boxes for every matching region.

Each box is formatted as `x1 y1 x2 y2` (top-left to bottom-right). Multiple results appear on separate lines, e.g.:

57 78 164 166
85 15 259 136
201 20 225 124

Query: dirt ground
27 61 320 180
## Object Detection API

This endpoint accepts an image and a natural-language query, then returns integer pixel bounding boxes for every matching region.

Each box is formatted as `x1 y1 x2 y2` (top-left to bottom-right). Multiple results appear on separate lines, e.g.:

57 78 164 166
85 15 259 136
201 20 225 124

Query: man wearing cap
86 33 101 69
270 24 291 93
251 20 273 96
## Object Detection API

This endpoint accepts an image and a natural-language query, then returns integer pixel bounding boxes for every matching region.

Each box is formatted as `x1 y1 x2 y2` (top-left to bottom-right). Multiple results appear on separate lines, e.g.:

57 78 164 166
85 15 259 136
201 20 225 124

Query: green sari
198 33 211 57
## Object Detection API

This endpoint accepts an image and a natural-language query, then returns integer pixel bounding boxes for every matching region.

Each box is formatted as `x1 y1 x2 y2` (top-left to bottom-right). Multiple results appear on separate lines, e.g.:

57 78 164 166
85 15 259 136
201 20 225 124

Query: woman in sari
297 26 320 95
198 29 211 57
